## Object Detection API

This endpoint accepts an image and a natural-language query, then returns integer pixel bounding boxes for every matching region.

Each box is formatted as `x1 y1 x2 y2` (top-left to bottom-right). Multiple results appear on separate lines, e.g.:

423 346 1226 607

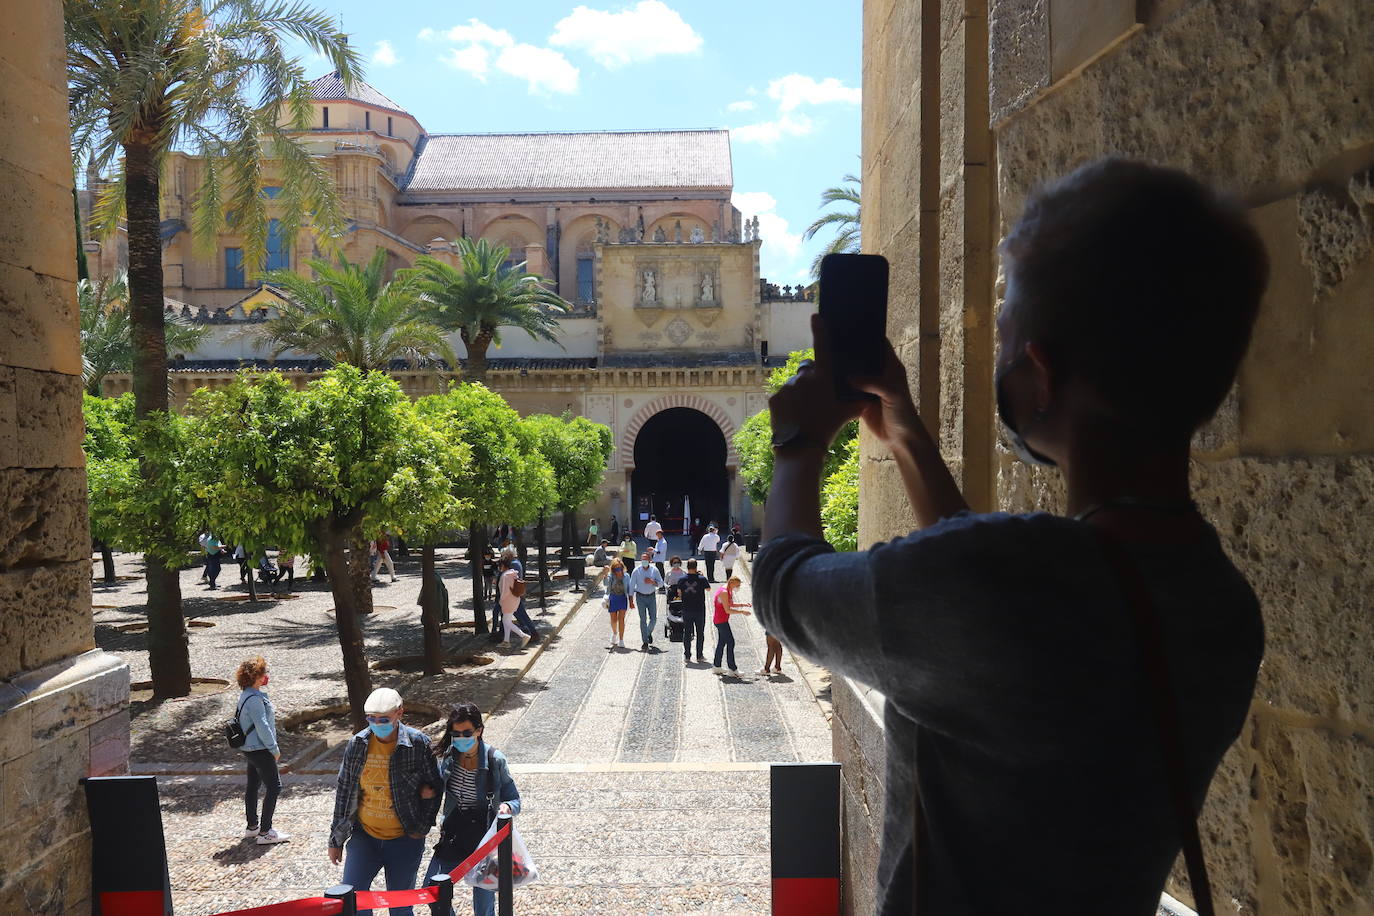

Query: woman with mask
235 655 287 844
605 558 630 648
421 703 521 916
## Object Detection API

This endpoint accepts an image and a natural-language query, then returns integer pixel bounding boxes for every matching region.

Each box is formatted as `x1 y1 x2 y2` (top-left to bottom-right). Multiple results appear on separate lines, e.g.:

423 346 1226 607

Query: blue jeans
423 850 495 916
713 621 736 670
635 591 658 645
341 830 426 915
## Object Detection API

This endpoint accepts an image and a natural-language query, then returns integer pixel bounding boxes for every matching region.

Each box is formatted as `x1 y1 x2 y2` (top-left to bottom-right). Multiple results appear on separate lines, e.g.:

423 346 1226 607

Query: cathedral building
87 73 816 533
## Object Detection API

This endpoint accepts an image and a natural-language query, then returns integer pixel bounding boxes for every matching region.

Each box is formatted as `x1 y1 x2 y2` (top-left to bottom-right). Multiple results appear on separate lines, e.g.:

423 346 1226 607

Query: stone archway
620 394 739 469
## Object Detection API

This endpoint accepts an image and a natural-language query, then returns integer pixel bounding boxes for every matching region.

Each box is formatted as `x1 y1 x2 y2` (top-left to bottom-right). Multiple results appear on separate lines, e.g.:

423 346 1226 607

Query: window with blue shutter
265 219 289 272
225 248 245 288
577 257 594 302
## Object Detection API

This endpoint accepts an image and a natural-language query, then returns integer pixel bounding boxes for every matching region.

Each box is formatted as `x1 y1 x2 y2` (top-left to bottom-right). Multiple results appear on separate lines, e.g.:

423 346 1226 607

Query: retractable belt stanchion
428 874 454 916
324 885 356 916
770 763 841 916
497 812 515 916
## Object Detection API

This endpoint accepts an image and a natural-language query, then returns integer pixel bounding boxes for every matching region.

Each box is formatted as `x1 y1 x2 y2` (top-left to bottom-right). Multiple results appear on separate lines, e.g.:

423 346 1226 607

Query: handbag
225 694 256 749
907 529 1217 915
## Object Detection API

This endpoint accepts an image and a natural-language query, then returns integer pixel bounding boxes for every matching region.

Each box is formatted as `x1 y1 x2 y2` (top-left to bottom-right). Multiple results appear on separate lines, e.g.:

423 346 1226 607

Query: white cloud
373 40 399 67
444 45 491 80
766 74 861 112
443 20 515 48
726 100 756 112
550 0 703 68
732 191 802 263
495 44 580 95
731 112 814 146
417 27 435 40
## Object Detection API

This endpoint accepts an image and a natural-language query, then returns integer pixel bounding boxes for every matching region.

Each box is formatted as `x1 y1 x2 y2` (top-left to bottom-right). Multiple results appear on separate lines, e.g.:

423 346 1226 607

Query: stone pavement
135 551 836 914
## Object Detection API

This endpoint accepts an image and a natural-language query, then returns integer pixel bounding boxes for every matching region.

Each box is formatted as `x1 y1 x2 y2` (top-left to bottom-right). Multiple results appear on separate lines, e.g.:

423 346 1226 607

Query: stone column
0 4 131 913
524 241 547 278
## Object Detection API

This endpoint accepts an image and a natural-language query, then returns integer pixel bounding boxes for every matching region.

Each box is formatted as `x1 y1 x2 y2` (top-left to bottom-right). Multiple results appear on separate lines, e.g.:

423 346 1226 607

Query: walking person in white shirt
697 525 721 582
652 530 669 584
644 515 663 542
720 535 741 579
628 550 665 651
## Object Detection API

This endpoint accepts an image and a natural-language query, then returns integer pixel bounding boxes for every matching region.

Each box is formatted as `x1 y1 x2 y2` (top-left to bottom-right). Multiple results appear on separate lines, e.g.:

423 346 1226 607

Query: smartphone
818 253 889 401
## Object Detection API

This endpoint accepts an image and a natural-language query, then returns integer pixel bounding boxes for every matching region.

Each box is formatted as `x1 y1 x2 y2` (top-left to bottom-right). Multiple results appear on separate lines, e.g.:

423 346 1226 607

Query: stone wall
854 0 1374 912
0 4 130 914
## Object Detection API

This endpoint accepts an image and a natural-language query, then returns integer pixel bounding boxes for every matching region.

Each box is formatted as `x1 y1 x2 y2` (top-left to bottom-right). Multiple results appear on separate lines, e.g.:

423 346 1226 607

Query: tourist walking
328 687 443 916
235 656 288 845
233 543 249 583
604 558 629 648
586 517 599 546
754 161 1269 912
495 557 531 648
665 556 686 589
720 535 741 579
758 631 785 677
711 576 751 676
644 515 662 542
372 532 397 583
608 515 620 544
619 532 638 560
497 546 539 642
676 559 709 664
629 550 665 651
652 530 669 582
203 534 225 590
697 525 721 581
422 703 522 916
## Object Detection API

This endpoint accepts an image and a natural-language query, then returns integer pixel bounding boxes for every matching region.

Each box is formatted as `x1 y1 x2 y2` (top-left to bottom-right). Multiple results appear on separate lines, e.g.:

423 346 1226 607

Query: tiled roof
307 72 409 115
600 350 759 369
404 130 732 192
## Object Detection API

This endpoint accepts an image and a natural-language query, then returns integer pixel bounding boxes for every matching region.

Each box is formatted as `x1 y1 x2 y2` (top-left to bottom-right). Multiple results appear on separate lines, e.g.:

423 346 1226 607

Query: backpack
225 694 257 749
510 575 527 599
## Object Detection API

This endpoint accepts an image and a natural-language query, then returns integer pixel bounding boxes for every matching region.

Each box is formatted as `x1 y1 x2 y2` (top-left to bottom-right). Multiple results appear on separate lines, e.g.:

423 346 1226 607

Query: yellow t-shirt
357 735 405 840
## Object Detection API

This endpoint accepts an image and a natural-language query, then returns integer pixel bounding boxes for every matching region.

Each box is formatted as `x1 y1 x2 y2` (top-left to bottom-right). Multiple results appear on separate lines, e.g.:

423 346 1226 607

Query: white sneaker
520 635 531 648
696 656 707 663
244 826 261 839
617 638 625 648
712 667 724 675
255 828 290 845
729 669 741 677
497 640 511 647
756 668 770 676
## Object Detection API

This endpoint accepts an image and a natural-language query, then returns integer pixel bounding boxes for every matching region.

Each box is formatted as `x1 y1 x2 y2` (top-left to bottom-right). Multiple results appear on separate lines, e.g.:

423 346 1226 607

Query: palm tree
803 173 862 279
262 249 457 372
65 0 357 698
80 271 208 396
403 238 569 383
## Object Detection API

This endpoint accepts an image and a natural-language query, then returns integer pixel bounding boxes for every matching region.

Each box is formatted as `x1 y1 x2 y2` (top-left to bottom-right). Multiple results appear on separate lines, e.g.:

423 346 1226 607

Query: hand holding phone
818 254 890 401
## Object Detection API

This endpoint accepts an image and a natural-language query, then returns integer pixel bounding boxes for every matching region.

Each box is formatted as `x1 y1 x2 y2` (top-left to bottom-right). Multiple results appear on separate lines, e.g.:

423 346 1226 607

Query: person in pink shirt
711 575 751 676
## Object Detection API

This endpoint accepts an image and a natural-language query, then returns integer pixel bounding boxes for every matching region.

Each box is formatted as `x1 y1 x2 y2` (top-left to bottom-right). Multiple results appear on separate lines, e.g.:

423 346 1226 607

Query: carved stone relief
664 316 693 347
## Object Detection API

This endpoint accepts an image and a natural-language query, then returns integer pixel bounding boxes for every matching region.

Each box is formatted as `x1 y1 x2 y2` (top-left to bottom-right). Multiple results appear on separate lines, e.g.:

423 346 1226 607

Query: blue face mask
453 736 477 753
368 720 395 739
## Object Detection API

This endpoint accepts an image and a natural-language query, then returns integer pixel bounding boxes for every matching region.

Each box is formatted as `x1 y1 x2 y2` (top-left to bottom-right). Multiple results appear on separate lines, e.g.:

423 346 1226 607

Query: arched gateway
622 396 738 538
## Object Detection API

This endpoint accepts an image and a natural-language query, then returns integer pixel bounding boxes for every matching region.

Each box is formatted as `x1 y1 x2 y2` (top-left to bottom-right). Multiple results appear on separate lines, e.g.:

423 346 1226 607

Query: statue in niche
690 225 705 244
712 220 721 242
701 272 714 302
594 216 608 244
603 325 614 349
653 226 667 243
642 269 656 302
674 219 683 243
745 323 755 345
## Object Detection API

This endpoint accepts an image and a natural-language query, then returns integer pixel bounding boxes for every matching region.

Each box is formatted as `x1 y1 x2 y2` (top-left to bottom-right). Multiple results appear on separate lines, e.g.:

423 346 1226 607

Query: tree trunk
513 525 528 569
536 508 549 614
419 544 444 675
349 531 375 616
246 552 258 603
469 524 489 634
561 509 577 559
125 140 190 699
461 331 493 385
98 542 116 585
324 535 373 731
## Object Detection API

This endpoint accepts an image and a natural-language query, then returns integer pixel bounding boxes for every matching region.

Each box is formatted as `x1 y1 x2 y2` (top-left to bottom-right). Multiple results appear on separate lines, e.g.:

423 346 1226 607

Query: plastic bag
462 818 539 889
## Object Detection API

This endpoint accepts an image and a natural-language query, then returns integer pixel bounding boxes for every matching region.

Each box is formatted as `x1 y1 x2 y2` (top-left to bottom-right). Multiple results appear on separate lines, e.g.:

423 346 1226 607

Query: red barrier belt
204 898 343 916
206 823 511 916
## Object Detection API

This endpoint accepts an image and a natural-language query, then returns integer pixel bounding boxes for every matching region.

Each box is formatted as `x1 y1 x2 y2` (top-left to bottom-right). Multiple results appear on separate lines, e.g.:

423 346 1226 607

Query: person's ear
1024 341 1055 411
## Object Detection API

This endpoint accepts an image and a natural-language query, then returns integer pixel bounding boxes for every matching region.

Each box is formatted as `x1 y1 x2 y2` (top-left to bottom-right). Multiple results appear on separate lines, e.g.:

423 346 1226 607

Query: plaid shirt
329 724 443 848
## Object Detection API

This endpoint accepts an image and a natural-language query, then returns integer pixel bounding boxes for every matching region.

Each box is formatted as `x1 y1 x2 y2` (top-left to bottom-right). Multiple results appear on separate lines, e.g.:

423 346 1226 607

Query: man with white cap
328 687 443 914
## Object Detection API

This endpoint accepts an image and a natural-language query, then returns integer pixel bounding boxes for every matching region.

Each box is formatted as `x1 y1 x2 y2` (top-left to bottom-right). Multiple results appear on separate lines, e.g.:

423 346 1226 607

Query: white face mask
640 560 650 568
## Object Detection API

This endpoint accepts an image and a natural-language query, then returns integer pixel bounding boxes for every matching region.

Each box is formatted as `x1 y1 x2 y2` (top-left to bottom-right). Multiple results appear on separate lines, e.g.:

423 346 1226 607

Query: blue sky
297 0 861 285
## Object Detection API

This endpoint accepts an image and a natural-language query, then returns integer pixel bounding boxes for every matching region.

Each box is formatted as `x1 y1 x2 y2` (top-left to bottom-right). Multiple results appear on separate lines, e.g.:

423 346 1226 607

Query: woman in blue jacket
422 702 521 916
234 655 288 844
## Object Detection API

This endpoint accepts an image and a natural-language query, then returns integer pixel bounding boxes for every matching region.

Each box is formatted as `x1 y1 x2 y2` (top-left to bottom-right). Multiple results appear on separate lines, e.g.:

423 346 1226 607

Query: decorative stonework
620 394 741 468
664 317 693 346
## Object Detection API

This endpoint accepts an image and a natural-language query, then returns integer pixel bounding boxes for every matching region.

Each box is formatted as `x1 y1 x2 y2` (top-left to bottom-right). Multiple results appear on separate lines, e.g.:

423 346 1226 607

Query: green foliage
802 173 862 279
183 366 467 556
523 413 614 513
735 348 856 507
411 384 555 536
821 436 860 552
66 0 360 268
262 250 456 372
80 271 206 394
80 394 199 563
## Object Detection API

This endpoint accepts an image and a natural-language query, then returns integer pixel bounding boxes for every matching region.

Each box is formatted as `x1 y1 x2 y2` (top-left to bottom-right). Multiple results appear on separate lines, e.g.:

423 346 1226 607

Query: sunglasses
450 727 478 738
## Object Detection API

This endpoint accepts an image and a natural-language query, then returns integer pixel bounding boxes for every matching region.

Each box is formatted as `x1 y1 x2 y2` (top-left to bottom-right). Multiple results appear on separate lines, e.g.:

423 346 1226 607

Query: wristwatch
771 422 821 452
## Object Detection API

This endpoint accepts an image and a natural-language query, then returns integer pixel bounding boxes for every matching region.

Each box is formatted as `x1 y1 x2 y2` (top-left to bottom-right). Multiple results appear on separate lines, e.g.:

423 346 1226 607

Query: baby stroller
664 582 685 642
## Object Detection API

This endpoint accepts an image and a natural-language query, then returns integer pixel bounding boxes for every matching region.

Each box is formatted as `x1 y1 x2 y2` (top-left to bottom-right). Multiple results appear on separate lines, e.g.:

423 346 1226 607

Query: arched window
265 219 289 271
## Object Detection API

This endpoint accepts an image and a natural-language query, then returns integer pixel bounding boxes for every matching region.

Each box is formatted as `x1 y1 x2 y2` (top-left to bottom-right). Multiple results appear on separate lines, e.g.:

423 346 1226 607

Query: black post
326 884 358 916
497 812 515 916
429 874 454 916
536 508 550 615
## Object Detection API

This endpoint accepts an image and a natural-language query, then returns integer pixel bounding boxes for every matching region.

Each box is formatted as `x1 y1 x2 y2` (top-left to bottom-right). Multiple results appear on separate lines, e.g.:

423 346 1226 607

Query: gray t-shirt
753 512 1262 915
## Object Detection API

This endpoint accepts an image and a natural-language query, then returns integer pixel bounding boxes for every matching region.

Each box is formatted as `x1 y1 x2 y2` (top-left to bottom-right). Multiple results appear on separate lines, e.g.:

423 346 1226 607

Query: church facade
87 73 818 533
